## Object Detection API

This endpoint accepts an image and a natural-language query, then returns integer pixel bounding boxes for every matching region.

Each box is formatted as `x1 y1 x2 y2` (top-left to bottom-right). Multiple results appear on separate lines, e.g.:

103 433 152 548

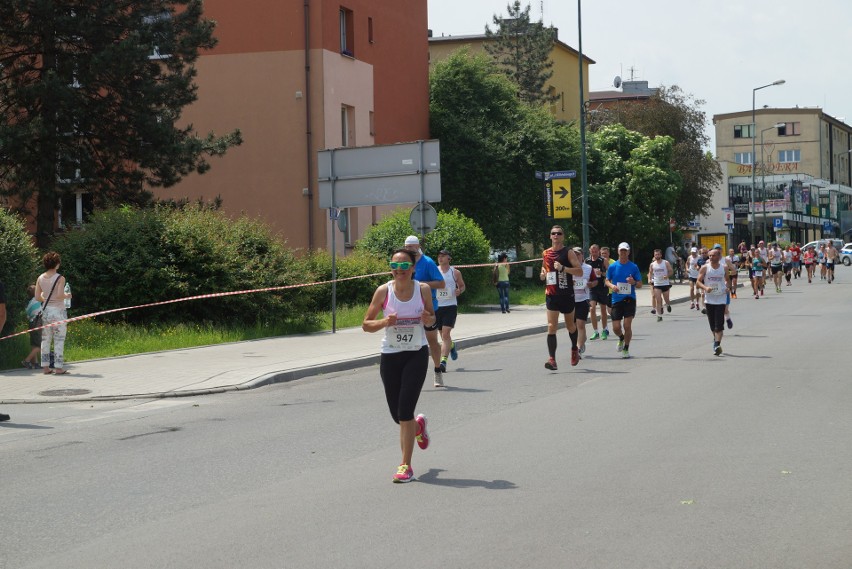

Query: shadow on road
417 468 517 489
0 423 53 430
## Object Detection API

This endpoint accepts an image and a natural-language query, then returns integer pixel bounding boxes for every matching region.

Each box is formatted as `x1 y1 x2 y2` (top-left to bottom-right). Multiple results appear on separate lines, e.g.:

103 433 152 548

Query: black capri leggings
379 346 429 424
705 303 726 333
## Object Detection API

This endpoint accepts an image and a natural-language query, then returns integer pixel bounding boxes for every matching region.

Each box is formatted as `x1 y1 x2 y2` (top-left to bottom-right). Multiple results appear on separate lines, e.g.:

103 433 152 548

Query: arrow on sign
556 186 569 199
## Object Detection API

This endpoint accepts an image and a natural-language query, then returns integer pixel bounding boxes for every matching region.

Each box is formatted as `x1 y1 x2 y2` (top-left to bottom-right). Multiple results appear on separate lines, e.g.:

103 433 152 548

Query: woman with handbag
34 251 72 375
495 253 511 313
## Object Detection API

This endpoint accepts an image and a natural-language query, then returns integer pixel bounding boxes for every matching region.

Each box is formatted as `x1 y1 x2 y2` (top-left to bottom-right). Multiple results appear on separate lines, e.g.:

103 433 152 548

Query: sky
427 0 852 151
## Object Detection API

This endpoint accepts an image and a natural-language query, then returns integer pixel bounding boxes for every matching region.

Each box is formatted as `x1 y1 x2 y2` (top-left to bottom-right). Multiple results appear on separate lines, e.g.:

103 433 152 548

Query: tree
0 0 242 247
484 1 558 106
586 124 681 262
587 85 720 224
429 49 578 251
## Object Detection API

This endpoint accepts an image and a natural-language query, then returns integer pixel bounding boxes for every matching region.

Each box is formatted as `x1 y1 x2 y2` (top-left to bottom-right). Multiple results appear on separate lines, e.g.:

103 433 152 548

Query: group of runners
361 229 842 483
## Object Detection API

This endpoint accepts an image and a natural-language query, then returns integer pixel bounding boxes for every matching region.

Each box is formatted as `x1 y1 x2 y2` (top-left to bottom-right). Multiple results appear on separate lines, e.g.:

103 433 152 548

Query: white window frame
777 149 801 163
734 152 753 165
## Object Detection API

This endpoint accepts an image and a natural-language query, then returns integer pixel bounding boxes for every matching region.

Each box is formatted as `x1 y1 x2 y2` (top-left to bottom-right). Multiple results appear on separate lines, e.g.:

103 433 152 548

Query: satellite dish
613 75 622 89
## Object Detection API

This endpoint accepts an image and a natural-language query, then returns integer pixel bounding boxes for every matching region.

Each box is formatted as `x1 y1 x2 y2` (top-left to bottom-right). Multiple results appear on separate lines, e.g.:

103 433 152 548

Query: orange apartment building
157 0 431 252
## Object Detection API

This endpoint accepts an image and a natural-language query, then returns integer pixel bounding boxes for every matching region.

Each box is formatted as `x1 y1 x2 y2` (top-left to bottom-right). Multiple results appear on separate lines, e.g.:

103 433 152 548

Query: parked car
801 238 844 252
840 244 852 266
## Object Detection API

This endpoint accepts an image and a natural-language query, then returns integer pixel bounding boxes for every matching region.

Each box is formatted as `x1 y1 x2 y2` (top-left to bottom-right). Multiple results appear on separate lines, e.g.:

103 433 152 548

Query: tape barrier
0 258 541 343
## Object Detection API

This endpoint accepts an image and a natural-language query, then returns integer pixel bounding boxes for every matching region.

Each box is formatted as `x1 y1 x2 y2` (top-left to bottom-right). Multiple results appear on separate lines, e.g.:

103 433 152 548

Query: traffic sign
544 170 576 180
773 218 782 229
669 218 676 230
551 178 572 219
409 202 438 235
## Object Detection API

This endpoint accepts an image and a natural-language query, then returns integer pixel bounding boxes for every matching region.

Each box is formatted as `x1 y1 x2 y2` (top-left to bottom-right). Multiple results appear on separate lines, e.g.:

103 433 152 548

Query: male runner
790 242 802 279
435 250 465 379
586 244 610 340
540 225 584 370
726 248 740 298
648 248 673 322
768 243 783 293
404 235 446 386
697 248 729 356
782 246 793 287
751 249 766 299
686 247 701 310
605 242 642 359
572 247 597 354
825 241 838 284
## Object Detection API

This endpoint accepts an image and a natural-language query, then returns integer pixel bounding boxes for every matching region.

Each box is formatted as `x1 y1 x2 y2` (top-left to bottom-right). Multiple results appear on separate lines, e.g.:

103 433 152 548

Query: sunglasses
389 261 413 270
551 231 563 236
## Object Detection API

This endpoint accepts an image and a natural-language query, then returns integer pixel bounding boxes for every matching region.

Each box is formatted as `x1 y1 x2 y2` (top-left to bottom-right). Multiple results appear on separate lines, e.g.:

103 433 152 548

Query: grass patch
0 281 550 370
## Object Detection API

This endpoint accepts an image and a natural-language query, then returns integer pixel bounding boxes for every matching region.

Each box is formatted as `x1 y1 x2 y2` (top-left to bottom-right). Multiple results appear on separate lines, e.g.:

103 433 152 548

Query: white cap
618 242 630 251
404 235 420 246
690 247 698 253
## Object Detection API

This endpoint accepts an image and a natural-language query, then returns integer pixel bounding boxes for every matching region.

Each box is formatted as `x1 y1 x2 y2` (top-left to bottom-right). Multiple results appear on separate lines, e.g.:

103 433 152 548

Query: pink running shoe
393 464 414 483
415 414 429 450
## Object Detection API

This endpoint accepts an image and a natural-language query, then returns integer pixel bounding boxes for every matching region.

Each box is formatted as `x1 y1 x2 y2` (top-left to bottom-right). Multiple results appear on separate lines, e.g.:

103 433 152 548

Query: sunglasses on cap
389 261 412 270
551 231 563 236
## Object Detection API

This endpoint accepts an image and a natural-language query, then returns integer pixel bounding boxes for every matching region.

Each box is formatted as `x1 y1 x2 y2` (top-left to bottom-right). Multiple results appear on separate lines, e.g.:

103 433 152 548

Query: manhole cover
39 389 92 397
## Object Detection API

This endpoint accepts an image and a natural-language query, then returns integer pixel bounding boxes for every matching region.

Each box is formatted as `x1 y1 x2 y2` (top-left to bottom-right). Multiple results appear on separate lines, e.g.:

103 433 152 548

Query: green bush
52 206 305 326
297 249 390 314
356 208 492 300
0 208 40 337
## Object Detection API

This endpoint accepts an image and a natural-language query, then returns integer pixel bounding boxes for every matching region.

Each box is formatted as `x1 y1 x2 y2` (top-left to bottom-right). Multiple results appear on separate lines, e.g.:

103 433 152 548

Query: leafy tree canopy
587 85 720 224
586 124 681 260
430 49 577 252
0 0 242 246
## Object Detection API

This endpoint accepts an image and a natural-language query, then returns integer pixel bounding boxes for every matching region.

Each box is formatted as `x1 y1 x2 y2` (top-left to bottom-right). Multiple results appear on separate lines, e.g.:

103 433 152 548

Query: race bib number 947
386 318 423 351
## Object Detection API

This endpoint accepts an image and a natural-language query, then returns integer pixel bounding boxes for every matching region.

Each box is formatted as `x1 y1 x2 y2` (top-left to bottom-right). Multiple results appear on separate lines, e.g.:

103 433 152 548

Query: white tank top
650 260 670 286
380 280 427 353
436 266 458 307
687 256 699 278
703 264 727 305
573 263 593 302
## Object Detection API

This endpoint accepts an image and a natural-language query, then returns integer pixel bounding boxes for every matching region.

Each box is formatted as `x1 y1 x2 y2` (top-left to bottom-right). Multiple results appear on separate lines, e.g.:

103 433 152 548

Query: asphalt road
2 274 851 569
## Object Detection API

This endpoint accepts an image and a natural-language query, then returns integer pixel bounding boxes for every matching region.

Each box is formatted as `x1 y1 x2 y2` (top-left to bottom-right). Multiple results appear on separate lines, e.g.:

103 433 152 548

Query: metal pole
761 132 766 242
330 149 337 333
751 89 757 245
577 0 590 253
419 140 425 238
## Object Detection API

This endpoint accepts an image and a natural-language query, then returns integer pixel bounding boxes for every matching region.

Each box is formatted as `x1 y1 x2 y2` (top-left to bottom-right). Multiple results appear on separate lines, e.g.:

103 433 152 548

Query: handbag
492 265 499 285
33 274 61 327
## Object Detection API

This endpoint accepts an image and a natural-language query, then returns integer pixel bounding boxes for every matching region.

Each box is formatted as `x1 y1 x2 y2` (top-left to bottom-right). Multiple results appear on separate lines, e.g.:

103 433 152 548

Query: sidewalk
0 283 696 404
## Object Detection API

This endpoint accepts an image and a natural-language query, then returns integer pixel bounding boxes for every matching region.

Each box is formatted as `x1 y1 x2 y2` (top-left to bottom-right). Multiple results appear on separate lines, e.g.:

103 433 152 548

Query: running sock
547 334 557 358
569 329 578 349
441 356 448 363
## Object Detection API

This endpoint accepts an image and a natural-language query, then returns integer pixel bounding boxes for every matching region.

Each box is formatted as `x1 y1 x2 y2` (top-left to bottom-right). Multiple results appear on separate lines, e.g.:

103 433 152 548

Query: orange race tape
0 258 541 343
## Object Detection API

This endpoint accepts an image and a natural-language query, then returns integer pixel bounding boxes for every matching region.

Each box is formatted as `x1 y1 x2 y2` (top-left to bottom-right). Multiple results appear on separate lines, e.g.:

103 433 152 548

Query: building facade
160 0 431 252
712 107 852 244
427 31 593 124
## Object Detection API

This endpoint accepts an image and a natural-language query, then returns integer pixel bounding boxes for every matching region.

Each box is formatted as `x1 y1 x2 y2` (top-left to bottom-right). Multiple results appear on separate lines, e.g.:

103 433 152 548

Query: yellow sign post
551 178 572 219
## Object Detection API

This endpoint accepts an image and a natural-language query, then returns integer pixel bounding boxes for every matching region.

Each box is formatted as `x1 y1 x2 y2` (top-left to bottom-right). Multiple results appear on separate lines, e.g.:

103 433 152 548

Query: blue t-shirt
606 260 642 303
414 254 444 310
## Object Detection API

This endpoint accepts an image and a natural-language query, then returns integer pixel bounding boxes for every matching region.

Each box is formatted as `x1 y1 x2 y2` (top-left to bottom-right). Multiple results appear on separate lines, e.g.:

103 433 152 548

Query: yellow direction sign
551 178 572 219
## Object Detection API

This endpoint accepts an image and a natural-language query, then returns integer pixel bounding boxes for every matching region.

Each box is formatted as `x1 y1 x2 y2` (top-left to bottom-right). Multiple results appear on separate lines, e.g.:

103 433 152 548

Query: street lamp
760 123 785 241
751 79 785 244
577 0 590 253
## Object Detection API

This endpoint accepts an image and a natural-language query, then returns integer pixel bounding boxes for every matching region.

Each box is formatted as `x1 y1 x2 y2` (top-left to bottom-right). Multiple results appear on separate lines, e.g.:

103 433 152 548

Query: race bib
385 319 423 351
754 271 763 277
573 278 586 289
546 271 557 285
617 282 631 295
706 283 721 294
437 289 451 300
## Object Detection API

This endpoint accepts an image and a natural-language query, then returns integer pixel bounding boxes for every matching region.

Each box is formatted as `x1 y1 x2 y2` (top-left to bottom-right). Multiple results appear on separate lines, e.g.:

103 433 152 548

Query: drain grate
39 389 92 397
